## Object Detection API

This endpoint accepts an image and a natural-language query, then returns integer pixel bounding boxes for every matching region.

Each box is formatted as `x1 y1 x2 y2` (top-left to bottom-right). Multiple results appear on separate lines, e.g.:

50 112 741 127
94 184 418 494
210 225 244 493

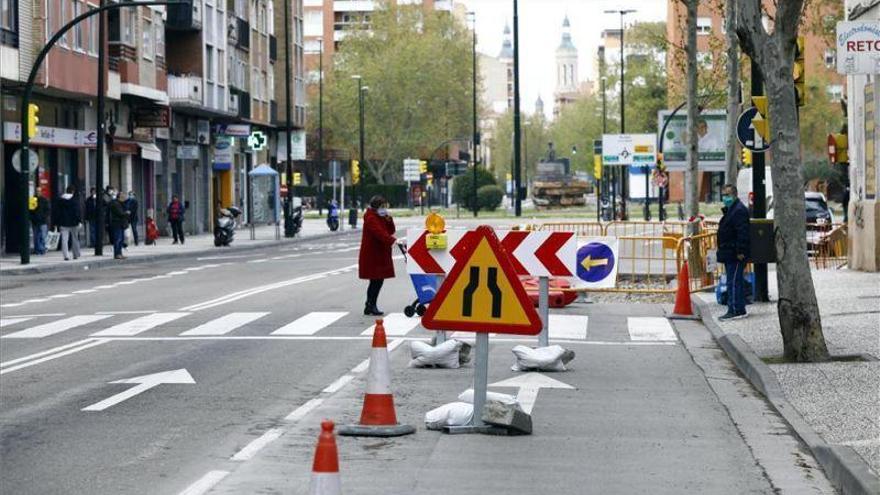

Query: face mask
377 208 388 217
722 195 734 208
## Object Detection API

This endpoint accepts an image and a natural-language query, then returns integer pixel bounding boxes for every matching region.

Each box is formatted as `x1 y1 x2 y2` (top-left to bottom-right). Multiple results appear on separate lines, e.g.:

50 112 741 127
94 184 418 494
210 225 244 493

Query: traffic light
741 148 752 166
27 104 39 139
351 160 360 184
794 36 805 107
751 96 770 143
828 133 848 164
593 154 602 179
419 160 428 174
293 172 302 185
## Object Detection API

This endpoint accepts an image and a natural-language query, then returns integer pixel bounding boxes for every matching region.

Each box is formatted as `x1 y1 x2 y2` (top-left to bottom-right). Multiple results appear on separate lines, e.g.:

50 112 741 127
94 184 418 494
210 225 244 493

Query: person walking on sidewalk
125 191 140 246
358 195 397 316
30 193 50 255
167 196 186 245
56 185 82 260
717 184 751 320
85 187 97 247
109 191 129 260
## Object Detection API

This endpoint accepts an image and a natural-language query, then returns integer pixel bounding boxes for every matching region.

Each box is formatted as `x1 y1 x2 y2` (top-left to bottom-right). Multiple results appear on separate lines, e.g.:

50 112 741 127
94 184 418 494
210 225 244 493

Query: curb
692 295 880 495
1 230 356 276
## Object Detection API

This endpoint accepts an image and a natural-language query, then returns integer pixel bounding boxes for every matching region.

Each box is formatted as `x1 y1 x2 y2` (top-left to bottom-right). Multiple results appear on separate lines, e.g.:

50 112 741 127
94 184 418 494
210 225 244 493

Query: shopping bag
46 230 61 251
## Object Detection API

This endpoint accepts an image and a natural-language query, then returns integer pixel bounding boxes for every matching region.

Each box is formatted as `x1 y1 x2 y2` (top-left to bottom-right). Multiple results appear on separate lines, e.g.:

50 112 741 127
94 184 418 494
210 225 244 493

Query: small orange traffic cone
309 420 341 495
338 320 416 437
668 262 699 320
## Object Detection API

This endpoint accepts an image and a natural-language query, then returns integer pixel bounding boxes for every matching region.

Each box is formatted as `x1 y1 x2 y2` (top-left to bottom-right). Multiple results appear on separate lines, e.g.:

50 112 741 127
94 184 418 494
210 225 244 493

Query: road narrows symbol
462 266 479 317
487 267 502 318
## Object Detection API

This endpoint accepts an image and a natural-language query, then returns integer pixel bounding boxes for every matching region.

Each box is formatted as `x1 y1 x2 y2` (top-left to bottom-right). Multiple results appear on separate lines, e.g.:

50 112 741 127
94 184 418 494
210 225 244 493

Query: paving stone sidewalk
696 269 880 476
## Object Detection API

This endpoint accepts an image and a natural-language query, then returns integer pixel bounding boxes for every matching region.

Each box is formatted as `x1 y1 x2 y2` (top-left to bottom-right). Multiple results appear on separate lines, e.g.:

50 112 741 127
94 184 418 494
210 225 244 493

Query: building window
215 8 223 44
122 7 135 45
824 49 836 69
58 0 70 47
142 16 153 59
87 5 98 54
696 17 712 35
827 85 844 102
155 14 164 58
1 0 16 33
205 4 213 43
73 0 83 49
206 48 214 81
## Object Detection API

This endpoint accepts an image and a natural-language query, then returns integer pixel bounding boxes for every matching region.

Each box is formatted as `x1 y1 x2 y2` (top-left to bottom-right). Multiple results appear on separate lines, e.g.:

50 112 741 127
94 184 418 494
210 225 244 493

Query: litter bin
749 218 775 263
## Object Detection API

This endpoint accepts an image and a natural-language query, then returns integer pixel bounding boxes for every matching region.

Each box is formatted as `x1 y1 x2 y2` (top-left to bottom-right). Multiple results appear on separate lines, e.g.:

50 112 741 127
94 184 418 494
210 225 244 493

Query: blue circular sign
576 242 615 283
736 107 771 152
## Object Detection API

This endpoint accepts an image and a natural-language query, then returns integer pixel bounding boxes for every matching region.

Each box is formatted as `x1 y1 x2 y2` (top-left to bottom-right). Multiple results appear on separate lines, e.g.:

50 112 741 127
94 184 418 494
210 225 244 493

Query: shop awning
138 142 162 162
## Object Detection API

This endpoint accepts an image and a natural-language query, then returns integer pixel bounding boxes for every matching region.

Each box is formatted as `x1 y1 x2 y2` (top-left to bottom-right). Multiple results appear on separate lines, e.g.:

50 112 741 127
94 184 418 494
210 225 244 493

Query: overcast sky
457 0 667 119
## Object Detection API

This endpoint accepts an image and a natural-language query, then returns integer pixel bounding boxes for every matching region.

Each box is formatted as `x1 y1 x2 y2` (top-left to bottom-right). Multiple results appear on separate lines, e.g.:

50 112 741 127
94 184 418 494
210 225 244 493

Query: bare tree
724 0 739 184
736 0 829 362
684 0 699 230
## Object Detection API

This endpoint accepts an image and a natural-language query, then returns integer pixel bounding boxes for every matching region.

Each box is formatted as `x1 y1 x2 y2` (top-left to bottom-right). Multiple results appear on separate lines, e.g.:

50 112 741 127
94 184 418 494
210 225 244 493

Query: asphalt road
0 227 835 494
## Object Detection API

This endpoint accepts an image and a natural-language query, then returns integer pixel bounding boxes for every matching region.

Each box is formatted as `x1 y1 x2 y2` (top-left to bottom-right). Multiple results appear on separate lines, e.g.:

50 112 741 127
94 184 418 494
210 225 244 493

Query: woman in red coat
358 195 397 315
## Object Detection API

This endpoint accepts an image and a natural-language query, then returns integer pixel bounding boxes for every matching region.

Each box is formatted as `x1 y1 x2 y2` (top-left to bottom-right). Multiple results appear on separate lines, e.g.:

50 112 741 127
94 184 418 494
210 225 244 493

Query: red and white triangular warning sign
421 225 542 336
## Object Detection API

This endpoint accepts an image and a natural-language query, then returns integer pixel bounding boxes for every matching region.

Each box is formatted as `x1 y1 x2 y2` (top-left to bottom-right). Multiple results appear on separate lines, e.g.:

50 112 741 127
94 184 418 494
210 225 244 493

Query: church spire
499 22 513 60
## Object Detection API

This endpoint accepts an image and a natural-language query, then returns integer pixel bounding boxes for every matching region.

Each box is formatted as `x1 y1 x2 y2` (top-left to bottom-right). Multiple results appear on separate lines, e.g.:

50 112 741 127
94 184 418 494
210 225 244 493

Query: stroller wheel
416 304 427 316
404 306 416 318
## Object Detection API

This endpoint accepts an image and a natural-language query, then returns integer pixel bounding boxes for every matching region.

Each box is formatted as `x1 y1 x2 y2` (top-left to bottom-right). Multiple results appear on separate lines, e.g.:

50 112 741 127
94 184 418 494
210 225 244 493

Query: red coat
358 208 396 280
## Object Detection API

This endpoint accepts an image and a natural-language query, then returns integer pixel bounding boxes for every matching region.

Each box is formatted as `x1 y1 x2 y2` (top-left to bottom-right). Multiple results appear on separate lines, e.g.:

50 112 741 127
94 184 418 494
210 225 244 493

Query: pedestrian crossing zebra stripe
90 313 190 337
0 317 34 328
181 312 270 336
271 312 348 335
627 317 677 341
360 313 422 336
3 315 114 339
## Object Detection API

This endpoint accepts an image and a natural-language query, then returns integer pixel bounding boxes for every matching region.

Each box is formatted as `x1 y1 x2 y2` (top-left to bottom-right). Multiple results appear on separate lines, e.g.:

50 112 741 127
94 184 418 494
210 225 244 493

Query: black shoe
371 307 385 316
731 311 748 320
718 312 737 321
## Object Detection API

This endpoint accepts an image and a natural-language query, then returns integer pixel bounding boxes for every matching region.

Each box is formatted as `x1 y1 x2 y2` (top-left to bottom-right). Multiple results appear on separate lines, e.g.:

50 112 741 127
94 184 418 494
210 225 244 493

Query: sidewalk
1 219 353 275
695 269 880 479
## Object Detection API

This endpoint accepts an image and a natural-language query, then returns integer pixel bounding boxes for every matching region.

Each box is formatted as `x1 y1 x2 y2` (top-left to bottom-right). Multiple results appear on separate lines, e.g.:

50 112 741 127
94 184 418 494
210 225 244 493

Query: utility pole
751 59 769 302
282 0 294 237
470 11 478 217
605 9 635 220
512 0 522 217
94 0 106 256
318 37 324 211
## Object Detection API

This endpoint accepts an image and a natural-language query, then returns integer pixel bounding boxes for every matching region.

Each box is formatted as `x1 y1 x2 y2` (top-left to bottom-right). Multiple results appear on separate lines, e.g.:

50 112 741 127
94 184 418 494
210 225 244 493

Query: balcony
269 35 278 62
168 75 203 106
167 0 202 31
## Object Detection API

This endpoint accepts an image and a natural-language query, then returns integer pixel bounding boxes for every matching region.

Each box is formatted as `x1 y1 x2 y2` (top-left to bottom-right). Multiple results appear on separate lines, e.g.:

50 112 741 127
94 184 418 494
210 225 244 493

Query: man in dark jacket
56 185 82 260
717 184 751 319
30 194 50 255
167 196 185 244
125 191 139 246
109 191 130 260
85 187 97 247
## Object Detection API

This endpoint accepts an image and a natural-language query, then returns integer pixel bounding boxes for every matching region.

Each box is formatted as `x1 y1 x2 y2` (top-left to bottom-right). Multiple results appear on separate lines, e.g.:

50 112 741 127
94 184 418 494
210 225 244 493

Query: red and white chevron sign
406 228 576 277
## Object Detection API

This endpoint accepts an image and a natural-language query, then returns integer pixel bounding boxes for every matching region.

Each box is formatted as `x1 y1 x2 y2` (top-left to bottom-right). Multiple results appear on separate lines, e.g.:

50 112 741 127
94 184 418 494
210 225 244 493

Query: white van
736 166 773 213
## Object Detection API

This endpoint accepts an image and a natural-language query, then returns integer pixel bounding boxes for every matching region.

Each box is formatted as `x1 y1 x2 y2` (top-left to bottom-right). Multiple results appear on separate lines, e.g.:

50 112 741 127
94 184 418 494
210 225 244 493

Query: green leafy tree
313 2 474 183
453 168 496 212
487 110 550 184
548 94 605 177
477 184 504 211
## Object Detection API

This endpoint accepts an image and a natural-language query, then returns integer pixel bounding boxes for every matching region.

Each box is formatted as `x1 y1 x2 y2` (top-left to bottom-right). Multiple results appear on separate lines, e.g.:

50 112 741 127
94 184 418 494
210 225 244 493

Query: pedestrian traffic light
741 148 752 166
27 104 39 139
351 160 360 184
794 36 806 107
751 96 770 142
419 160 428 174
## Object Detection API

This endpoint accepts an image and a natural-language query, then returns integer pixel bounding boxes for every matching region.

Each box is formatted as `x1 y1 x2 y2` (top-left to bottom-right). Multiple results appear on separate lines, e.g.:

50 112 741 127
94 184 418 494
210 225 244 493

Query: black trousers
366 279 384 307
170 219 185 243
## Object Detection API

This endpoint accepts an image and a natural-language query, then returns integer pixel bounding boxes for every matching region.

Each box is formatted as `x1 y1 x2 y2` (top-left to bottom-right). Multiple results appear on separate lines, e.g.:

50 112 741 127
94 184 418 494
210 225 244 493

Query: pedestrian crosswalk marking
627 317 677 341
549 315 589 340
0 317 34 329
91 312 190 337
361 313 421 336
3 315 113 339
271 312 348 335
180 312 270 336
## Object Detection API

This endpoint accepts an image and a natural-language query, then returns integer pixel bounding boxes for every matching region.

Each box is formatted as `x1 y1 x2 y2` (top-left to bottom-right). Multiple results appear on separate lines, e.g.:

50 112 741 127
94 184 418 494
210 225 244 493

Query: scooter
291 204 304 236
327 203 340 231
214 206 242 247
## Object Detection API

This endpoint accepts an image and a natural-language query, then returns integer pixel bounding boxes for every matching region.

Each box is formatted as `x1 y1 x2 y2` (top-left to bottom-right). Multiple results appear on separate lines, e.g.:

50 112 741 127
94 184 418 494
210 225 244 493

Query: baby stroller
396 243 440 317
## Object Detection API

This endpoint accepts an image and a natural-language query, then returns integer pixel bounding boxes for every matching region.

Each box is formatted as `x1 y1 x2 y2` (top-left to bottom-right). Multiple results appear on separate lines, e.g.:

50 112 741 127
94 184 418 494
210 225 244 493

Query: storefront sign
112 140 139 154
837 21 880 75
3 122 97 148
133 106 170 128
215 123 251 137
213 136 233 170
277 130 307 160
177 144 200 160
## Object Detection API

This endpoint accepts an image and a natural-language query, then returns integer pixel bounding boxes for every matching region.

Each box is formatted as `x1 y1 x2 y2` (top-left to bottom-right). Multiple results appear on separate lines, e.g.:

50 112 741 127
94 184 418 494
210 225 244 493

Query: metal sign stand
446 332 494 434
537 276 550 347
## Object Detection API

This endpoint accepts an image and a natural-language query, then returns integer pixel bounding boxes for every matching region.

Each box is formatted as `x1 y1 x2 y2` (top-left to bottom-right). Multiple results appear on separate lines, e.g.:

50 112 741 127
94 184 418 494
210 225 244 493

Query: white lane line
627 317 678 341
1 338 97 368
47 294 74 299
840 438 880 447
271 311 348 336
180 265 358 312
89 336 677 346
197 254 252 260
0 317 34 328
0 339 110 375
230 428 284 461
450 331 498 339
322 375 354 394
115 280 139 285
549 314 589 340
167 271 188 276
94 285 116 289
247 259 270 264
180 312 269 336
0 313 64 318
91 312 190 337
285 397 324 422
360 313 421 336
179 470 230 495
3 314 114 339
73 289 98 294
95 310 158 315
0 303 27 308
22 298 50 304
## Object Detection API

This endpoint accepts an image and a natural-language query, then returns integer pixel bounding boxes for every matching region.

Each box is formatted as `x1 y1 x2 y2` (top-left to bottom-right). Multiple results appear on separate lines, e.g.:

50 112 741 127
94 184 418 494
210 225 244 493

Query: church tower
554 16 579 117
535 95 545 117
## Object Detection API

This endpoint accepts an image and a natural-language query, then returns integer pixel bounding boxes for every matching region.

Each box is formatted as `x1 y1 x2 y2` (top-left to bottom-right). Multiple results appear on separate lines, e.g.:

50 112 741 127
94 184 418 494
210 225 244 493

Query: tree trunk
684 0 699 232
724 0 739 185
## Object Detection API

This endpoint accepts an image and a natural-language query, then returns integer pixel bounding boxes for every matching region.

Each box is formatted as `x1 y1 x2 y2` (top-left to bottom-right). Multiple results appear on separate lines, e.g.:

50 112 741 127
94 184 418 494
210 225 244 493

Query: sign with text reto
837 21 880 75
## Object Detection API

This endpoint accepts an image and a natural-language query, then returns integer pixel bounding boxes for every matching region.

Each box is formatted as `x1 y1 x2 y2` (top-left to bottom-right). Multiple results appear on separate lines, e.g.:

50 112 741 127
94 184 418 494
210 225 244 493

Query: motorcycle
291 203 304 236
214 206 242 247
326 202 340 231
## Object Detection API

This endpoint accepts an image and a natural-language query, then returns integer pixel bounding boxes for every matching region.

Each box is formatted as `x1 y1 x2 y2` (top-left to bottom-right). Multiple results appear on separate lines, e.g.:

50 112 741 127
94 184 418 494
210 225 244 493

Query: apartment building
272 0 306 178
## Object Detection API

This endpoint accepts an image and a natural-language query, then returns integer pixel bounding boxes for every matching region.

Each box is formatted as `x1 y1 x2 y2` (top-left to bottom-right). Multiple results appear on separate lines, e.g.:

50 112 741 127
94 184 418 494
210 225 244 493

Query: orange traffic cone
668 262 699 320
309 420 341 495
338 320 416 437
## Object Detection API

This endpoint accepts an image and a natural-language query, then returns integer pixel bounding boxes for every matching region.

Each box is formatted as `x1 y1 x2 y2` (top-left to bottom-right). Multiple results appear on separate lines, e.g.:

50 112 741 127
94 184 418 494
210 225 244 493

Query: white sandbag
511 344 570 372
409 339 464 368
424 402 473 430
457 389 520 407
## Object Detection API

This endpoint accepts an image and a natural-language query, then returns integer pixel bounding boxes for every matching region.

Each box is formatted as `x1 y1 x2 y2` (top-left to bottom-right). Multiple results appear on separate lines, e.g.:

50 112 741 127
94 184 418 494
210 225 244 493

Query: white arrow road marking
82 369 195 412
489 372 575 414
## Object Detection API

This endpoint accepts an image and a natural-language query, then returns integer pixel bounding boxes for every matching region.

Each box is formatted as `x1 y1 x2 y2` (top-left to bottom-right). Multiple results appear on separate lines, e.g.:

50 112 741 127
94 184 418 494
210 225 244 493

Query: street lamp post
601 75 611 220
512 0 522 217
469 12 478 217
351 75 365 211
283 0 295 237
94 0 107 256
605 8 635 221
318 37 325 212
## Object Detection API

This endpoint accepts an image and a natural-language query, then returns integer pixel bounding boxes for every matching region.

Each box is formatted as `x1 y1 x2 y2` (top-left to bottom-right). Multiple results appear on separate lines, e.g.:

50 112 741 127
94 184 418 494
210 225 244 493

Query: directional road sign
736 107 771 153
421 226 542 335
403 158 421 182
574 238 619 289
406 229 467 274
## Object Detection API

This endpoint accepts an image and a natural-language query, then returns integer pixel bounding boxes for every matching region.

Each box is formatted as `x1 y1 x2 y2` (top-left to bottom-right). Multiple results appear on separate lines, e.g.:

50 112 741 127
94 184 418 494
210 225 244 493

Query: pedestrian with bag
717 184 751 320
357 195 397 316
109 191 129 260
167 196 186 244
56 185 82 260
30 193 50 255
125 191 139 246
